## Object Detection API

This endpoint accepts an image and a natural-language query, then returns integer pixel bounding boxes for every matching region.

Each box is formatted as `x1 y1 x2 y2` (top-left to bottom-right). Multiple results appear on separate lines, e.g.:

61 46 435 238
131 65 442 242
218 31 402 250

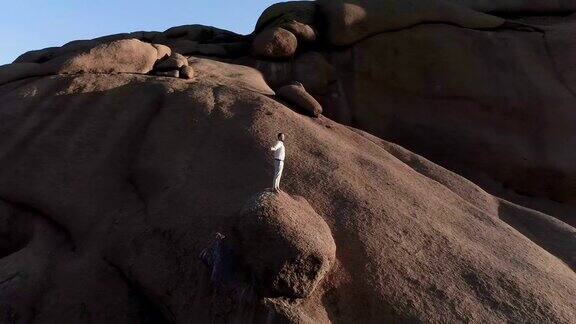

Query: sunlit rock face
0 1 575 323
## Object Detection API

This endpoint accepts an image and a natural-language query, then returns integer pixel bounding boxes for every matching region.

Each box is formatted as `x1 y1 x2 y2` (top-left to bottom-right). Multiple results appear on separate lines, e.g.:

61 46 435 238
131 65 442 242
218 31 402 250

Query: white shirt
271 141 285 161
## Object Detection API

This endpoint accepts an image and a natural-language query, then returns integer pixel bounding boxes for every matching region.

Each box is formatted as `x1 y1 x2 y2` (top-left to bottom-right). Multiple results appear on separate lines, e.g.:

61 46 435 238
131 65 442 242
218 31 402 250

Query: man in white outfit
270 133 286 192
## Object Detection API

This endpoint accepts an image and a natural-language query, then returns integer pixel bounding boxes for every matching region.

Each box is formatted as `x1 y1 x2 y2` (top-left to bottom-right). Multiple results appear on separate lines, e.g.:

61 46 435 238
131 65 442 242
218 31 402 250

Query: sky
0 0 280 65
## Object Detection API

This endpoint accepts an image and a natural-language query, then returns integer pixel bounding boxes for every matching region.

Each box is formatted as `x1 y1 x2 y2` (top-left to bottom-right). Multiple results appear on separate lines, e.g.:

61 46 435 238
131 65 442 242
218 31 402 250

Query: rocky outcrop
1 39 168 86
280 20 317 43
252 27 298 59
316 0 505 46
154 52 188 71
1 0 576 323
277 82 323 117
237 191 335 298
0 56 574 323
55 39 160 74
179 65 195 79
255 1 317 32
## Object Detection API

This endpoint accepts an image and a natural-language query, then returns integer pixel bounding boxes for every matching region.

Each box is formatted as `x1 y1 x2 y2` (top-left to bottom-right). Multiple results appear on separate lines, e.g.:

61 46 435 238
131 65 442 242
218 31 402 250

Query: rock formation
237 191 335 298
0 0 575 323
277 82 323 117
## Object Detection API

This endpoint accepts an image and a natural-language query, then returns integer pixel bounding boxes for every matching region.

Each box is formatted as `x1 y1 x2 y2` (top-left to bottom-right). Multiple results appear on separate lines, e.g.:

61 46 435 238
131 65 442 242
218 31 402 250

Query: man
270 133 286 192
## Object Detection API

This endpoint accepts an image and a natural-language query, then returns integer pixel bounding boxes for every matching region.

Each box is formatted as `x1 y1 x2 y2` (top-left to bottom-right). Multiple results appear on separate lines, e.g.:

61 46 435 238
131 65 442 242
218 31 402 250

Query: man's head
278 133 285 141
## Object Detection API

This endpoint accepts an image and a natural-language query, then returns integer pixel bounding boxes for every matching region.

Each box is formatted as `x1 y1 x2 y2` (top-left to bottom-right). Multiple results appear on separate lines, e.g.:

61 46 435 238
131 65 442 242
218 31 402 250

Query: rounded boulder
154 52 188 71
281 20 317 43
252 27 298 60
55 39 159 74
237 191 336 299
277 82 323 117
179 65 195 79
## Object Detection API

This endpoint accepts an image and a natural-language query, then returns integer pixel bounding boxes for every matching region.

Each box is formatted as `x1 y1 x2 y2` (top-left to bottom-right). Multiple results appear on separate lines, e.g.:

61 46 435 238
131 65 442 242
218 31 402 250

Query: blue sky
1 0 279 65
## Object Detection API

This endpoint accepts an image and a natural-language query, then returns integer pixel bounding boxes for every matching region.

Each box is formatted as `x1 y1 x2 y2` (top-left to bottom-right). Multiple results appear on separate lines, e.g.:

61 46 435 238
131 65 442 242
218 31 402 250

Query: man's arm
270 141 281 151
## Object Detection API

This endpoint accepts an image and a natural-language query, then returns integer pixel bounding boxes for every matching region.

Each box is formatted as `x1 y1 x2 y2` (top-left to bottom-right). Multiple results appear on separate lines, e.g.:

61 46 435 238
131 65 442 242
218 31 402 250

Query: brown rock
188 57 275 95
179 65 195 79
3 3 576 323
256 1 317 32
317 0 504 46
54 38 159 74
281 20 317 43
0 58 575 323
14 33 163 64
154 53 188 71
252 27 298 59
152 44 171 60
277 82 322 117
326 22 576 210
237 191 336 298
13 47 59 63
0 63 47 86
236 57 293 90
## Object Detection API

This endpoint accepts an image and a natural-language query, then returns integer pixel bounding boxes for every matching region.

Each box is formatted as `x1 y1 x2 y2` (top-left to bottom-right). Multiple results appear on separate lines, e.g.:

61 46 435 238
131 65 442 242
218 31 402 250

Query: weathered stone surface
179 65 195 79
152 44 171 60
188 57 275 95
293 52 335 95
0 56 575 323
325 22 576 208
54 39 159 74
317 0 505 46
237 57 293 90
0 63 47 86
2 1 576 323
255 1 317 32
237 191 336 298
13 47 59 63
154 52 188 71
252 27 298 59
281 20 317 43
277 82 323 117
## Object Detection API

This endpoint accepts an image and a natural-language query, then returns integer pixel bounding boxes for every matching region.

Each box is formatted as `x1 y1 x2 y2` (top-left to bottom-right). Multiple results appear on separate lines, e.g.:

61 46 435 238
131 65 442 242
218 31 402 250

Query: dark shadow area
498 200 576 271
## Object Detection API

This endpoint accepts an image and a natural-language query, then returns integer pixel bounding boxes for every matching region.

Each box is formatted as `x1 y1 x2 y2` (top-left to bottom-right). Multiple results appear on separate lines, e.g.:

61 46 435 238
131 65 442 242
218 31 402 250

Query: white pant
273 160 284 189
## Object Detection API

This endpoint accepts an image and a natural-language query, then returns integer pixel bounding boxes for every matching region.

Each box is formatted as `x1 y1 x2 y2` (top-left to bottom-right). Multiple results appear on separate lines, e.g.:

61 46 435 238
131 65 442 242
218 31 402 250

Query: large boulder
2 39 164 85
317 0 505 46
324 21 576 209
154 52 188 71
188 57 275 95
252 27 298 59
280 20 317 43
0 54 575 323
152 44 172 60
237 191 336 298
255 1 317 32
0 63 47 86
53 38 159 74
14 32 165 64
179 65 195 79
237 58 293 90
277 82 323 117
